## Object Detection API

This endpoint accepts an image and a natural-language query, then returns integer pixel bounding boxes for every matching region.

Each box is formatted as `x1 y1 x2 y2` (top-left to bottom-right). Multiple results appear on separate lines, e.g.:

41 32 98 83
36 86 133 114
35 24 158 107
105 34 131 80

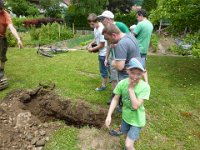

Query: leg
0 37 8 79
140 54 148 83
125 125 142 150
143 69 148 83
125 136 135 150
96 56 108 91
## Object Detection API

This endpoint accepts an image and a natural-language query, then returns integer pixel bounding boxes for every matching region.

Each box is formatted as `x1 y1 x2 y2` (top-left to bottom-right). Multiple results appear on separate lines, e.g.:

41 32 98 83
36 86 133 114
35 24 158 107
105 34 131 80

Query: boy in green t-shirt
105 57 150 150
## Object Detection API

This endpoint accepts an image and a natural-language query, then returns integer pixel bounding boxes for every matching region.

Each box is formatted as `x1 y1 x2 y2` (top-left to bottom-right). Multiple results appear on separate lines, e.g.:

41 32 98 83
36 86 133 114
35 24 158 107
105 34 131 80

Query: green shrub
29 26 40 40
192 43 200 58
185 31 200 58
80 40 92 46
28 23 74 45
168 45 191 56
6 30 17 47
115 11 137 27
150 33 159 52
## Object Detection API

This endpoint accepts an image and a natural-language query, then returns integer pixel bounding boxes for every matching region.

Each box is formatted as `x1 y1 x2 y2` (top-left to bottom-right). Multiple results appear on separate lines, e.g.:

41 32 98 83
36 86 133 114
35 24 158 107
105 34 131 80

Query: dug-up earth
0 84 120 150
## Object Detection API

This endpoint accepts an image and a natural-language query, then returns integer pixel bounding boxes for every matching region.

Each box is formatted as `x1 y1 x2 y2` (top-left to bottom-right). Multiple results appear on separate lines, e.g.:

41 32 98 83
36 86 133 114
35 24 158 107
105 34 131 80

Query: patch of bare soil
78 127 121 150
0 84 107 150
149 36 177 56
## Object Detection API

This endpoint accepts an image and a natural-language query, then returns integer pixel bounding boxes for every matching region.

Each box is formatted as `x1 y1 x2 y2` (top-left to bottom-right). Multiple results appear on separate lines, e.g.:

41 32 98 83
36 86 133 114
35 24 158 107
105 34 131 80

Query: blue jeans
121 119 142 141
98 55 108 78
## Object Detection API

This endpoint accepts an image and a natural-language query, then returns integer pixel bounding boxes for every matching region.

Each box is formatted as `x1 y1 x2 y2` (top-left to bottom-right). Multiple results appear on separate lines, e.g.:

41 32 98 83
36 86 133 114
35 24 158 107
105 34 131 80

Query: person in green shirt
105 57 150 150
133 9 153 83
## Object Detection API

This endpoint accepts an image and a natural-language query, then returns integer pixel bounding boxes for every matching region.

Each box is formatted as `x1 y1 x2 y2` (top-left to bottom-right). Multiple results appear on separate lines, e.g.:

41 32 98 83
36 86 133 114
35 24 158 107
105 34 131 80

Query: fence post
58 24 61 39
72 23 75 34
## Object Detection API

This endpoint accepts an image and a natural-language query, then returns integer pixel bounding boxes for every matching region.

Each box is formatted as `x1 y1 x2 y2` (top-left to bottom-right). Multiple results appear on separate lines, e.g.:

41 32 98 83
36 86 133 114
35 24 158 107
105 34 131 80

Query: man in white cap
98 10 130 105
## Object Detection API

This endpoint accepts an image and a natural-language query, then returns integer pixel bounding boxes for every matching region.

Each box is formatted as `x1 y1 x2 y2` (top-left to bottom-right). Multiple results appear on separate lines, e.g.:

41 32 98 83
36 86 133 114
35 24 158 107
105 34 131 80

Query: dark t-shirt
114 33 140 80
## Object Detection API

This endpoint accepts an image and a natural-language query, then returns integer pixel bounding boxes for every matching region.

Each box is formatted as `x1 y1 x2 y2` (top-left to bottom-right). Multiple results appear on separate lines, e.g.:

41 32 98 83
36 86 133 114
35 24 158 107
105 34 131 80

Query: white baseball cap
98 10 114 19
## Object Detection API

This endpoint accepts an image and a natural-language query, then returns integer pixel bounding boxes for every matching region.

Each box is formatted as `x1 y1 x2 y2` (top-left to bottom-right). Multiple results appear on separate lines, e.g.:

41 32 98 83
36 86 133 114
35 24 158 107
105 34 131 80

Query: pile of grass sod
1 47 200 150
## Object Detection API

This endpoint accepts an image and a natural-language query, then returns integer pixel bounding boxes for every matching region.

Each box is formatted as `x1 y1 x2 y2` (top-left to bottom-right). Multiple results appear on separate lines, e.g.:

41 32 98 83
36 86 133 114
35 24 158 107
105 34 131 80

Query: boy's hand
105 116 111 128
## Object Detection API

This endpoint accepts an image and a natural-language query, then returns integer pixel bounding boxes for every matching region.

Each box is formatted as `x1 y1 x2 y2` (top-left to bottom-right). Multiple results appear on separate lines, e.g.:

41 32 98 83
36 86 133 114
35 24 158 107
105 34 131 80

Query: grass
1 48 200 150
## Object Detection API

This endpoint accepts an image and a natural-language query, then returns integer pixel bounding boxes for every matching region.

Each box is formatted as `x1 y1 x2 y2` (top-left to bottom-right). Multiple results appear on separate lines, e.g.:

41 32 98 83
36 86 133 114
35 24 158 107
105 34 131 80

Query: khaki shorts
109 57 118 81
0 37 8 62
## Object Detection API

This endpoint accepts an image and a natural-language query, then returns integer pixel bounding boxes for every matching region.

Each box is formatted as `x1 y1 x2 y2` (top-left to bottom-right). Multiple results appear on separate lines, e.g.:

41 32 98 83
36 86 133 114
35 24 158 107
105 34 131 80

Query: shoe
109 129 123 136
95 86 106 91
0 69 4 79
115 106 122 113
107 99 112 105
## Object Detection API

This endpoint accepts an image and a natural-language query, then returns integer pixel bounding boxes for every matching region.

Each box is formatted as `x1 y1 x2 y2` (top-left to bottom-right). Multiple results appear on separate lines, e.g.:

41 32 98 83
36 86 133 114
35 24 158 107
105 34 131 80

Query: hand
110 44 116 48
87 47 93 52
104 59 108 67
17 39 23 49
128 79 137 89
105 116 111 128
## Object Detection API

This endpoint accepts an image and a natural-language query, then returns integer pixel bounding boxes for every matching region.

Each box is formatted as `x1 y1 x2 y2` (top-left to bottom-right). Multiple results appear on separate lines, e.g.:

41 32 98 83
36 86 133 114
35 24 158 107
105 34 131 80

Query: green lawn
1 48 200 150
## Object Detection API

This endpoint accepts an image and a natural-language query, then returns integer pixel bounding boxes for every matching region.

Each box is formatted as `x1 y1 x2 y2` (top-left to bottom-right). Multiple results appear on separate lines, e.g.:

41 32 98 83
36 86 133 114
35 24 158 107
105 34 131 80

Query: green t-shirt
134 19 153 54
114 78 150 127
115 21 130 34
110 21 130 57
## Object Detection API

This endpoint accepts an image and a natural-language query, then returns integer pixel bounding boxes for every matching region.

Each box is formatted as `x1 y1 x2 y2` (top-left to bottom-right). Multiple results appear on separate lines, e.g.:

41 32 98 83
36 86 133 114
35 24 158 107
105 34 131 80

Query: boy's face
88 21 98 29
127 68 144 82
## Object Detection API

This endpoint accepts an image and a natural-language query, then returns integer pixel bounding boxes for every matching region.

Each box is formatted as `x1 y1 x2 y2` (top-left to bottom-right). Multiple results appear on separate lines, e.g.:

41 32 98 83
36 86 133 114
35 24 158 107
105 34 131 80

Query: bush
150 33 159 52
29 23 74 45
115 11 137 27
6 30 17 47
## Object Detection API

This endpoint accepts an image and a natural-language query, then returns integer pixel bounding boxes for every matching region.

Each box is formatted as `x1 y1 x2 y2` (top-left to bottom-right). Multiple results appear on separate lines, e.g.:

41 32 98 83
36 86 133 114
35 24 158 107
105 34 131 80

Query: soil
0 84 107 150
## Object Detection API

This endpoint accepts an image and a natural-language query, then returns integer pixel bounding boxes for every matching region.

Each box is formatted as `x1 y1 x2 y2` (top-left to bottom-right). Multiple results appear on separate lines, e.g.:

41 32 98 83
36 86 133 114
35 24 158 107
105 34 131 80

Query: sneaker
115 106 122 113
107 99 112 105
109 129 123 136
95 86 106 91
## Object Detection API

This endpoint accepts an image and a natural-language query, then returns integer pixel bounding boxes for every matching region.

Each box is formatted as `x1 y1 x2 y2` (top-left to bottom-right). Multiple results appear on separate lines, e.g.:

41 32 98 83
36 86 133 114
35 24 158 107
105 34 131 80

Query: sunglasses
98 17 106 22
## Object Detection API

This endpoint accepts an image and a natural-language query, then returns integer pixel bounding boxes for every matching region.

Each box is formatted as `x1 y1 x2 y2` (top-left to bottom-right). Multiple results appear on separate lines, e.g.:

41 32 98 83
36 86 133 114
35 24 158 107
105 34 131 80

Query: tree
65 0 107 28
150 0 200 33
39 0 65 18
6 0 39 17
142 0 157 13
107 0 133 13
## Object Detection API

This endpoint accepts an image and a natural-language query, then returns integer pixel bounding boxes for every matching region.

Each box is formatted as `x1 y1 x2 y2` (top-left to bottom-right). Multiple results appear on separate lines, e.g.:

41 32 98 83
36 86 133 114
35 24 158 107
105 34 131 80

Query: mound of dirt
0 84 107 149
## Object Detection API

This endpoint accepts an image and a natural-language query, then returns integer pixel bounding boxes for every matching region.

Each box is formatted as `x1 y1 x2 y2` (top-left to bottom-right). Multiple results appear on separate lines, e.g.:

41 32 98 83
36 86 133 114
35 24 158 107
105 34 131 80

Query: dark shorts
0 37 8 62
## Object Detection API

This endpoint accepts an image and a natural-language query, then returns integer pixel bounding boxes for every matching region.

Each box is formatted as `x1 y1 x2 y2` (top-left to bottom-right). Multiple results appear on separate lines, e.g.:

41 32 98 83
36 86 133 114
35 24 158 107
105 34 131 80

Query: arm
88 39 96 48
105 94 120 128
104 46 110 66
111 60 125 71
8 24 23 48
129 88 144 109
128 79 144 109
